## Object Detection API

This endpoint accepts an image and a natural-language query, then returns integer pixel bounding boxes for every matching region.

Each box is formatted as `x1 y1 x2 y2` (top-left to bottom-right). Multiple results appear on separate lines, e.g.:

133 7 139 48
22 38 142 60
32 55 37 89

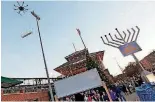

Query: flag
76 28 81 35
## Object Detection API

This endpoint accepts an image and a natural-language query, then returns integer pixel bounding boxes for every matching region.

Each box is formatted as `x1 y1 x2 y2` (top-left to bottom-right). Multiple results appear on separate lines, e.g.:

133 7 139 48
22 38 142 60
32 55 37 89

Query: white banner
54 68 102 98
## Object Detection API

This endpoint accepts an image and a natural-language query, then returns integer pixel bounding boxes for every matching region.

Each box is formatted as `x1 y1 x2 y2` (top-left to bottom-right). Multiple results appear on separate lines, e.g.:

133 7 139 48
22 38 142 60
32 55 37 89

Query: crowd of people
58 75 144 101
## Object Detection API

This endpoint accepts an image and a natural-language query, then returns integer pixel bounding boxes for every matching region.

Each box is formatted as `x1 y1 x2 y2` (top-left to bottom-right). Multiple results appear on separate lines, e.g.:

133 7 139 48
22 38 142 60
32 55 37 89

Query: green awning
1 76 23 88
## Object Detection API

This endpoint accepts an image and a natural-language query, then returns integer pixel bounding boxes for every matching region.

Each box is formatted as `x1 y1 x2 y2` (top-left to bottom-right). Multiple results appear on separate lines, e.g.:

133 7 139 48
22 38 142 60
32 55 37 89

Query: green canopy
1 76 23 88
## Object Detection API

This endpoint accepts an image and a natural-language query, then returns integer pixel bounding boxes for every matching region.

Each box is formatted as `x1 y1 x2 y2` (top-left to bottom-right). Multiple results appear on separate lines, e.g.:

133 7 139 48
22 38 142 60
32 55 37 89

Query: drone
14 1 28 15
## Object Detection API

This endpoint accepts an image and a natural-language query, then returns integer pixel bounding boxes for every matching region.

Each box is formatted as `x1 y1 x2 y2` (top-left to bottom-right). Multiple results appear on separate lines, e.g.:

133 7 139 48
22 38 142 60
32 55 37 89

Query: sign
119 41 142 57
54 68 102 98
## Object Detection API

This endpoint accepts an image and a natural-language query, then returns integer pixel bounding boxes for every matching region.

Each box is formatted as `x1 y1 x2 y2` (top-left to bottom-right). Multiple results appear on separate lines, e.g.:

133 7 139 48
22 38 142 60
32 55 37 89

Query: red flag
76 28 81 35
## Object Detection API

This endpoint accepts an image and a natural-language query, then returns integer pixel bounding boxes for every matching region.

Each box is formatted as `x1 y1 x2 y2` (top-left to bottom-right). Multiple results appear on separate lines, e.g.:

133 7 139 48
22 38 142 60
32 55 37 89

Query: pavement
125 92 139 101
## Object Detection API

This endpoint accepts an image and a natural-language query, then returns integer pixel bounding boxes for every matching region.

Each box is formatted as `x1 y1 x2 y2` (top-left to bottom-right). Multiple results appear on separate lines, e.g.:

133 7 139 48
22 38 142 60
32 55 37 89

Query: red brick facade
1 91 49 101
140 59 153 70
140 51 155 71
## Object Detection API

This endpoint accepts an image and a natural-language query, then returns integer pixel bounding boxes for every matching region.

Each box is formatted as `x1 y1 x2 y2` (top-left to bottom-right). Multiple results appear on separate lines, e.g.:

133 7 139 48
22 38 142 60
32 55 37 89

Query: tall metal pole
132 53 145 71
72 43 77 52
31 11 54 101
114 57 124 73
76 29 87 49
79 34 87 49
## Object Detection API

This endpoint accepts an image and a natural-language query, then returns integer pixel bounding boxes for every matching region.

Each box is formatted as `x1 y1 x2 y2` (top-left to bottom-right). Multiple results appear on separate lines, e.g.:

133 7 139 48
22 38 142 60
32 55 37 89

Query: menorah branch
115 28 126 42
101 36 118 48
114 35 125 44
123 31 127 42
105 35 121 46
135 26 140 41
131 28 135 42
109 33 124 45
127 29 131 43
101 26 140 49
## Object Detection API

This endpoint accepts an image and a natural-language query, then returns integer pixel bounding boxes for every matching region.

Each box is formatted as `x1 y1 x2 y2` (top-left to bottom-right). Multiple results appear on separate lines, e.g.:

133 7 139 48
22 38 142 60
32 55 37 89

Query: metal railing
2 88 48 94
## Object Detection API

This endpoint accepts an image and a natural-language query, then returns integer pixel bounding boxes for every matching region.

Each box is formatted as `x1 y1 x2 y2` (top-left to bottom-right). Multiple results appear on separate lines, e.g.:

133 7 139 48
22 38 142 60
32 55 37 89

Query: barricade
136 83 155 101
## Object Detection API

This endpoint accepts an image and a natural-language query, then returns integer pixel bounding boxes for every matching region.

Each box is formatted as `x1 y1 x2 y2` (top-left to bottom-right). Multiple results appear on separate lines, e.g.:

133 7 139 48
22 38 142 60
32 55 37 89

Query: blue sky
2 1 155 78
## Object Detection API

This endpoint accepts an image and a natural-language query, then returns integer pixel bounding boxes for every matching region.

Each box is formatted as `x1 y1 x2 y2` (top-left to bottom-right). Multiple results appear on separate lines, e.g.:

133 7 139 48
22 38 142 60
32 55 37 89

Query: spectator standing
102 92 109 101
84 94 88 102
109 89 119 101
87 94 92 102
74 93 84 101
115 84 126 101
122 84 128 95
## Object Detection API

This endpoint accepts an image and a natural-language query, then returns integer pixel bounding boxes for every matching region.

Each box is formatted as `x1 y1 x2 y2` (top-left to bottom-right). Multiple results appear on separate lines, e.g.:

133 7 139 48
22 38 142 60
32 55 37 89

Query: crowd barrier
136 83 155 101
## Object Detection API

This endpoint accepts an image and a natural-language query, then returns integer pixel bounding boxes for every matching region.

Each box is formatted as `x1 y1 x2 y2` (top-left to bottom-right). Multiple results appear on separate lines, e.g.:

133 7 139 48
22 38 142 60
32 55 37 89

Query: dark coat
74 93 84 101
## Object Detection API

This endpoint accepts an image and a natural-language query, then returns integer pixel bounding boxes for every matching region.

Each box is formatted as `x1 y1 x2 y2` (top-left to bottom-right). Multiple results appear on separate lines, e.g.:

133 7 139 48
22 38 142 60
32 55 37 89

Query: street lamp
22 11 54 101
31 11 54 101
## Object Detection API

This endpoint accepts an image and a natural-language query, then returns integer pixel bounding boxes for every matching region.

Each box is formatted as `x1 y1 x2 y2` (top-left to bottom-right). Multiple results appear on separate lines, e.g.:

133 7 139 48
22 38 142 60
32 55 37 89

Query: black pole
36 19 54 101
72 43 77 52
79 34 87 49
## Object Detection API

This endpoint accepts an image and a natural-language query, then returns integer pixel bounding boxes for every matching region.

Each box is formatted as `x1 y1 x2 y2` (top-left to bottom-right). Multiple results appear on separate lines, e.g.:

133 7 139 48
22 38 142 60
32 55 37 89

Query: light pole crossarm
31 11 40 20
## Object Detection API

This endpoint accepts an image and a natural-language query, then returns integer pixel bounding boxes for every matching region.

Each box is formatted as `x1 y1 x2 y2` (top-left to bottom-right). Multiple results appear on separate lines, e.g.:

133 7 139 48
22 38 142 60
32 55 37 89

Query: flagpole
72 43 77 52
76 29 87 49
79 34 87 49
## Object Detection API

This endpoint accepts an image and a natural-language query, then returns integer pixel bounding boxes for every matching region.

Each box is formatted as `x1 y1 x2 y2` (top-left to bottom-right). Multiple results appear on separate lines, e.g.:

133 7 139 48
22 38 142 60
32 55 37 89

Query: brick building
116 50 155 81
140 50 155 71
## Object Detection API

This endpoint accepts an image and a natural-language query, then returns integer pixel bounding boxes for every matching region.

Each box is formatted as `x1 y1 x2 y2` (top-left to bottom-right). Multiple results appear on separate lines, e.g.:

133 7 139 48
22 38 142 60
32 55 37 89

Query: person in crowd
122 83 128 95
59 98 63 102
129 82 134 93
91 92 99 101
84 94 88 102
62 97 66 101
66 97 70 101
137 77 143 86
135 78 139 87
74 93 84 101
99 92 104 101
69 95 74 101
96 90 101 101
124 82 130 95
115 84 126 101
102 92 109 101
131 78 136 89
127 82 132 94
87 94 92 102
109 89 119 101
